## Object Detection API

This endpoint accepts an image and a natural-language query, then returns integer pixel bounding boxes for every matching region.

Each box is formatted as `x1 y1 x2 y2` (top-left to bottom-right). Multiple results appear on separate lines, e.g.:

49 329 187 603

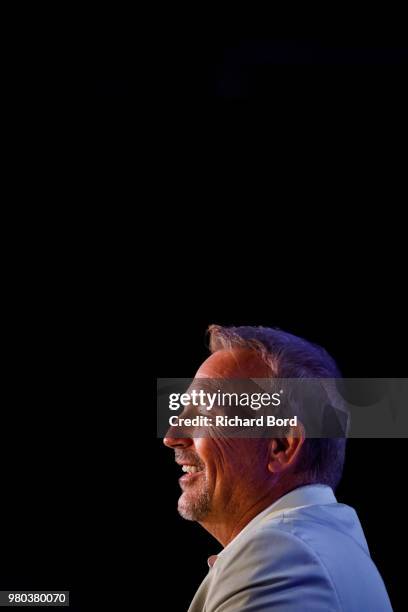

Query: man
164 325 392 611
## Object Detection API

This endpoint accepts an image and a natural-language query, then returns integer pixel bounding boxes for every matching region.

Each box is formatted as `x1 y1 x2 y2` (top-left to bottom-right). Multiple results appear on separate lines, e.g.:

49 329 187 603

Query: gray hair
208 324 346 491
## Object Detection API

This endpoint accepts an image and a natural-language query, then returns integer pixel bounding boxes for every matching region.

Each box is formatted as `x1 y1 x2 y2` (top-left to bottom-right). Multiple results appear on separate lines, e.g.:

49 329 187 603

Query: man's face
164 349 272 522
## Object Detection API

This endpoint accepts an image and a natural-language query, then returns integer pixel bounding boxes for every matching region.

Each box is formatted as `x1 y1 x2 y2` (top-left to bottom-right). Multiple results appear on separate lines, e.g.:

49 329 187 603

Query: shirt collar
208 485 336 567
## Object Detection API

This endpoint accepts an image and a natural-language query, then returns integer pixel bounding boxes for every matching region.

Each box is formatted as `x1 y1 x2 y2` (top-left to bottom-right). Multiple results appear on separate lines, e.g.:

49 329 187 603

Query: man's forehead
195 348 271 379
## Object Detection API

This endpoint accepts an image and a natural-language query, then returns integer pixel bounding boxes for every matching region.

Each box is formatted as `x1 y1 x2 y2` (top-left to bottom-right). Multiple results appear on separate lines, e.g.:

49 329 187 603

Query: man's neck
199 482 300 547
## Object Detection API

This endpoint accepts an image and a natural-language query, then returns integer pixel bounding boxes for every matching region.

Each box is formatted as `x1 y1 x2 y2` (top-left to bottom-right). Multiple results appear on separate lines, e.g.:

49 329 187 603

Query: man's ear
267 424 306 474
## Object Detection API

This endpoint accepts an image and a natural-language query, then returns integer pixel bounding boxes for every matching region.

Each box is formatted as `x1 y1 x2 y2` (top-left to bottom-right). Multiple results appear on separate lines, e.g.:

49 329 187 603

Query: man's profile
164 325 392 611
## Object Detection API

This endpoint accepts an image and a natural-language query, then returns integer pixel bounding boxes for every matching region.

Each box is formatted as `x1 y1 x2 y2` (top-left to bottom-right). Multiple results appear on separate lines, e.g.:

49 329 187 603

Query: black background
158 6 408 99
8 8 408 95
2 6 407 611
13 5 408 95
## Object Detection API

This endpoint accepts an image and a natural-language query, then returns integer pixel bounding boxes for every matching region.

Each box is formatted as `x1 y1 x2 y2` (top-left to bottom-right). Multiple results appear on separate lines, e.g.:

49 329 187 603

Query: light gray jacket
188 485 392 611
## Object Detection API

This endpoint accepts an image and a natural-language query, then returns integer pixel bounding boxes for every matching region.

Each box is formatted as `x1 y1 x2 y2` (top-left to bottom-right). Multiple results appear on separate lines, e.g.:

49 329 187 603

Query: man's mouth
178 464 204 483
181 465 202 474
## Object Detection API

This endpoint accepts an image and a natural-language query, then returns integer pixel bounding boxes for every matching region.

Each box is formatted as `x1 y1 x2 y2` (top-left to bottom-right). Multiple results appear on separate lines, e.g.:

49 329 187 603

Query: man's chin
177 492 211 521
177 503 196 521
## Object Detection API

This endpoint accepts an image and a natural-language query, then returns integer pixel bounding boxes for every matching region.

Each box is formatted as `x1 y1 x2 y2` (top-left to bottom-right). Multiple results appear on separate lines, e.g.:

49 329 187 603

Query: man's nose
163 434 193 449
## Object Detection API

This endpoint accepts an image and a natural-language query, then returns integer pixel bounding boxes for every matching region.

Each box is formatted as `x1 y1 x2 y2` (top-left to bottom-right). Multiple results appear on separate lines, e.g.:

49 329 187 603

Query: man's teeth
182 465 201 474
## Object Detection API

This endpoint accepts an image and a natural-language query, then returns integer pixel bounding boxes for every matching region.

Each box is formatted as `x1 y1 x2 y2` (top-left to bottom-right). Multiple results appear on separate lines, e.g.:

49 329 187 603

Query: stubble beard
178 474 212 521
